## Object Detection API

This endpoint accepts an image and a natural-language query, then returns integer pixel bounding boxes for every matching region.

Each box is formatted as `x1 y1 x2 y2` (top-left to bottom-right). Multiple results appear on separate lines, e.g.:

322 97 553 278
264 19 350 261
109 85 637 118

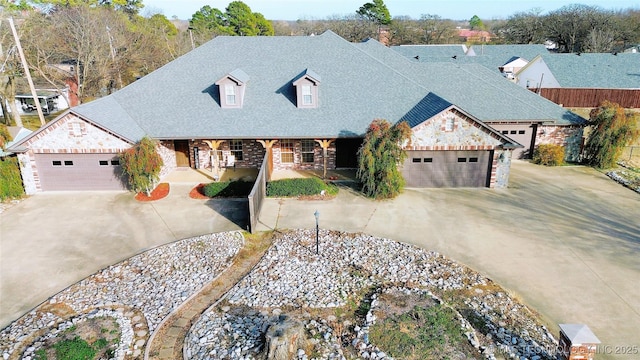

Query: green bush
203 180 254 197
54 337 96 360
532 144 565 166
266 177 338 197
0 157 25 200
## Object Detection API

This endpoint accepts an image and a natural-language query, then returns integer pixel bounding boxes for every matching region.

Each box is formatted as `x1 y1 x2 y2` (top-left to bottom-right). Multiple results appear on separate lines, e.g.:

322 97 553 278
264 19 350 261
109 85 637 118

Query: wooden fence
247 151 269 234
533 88 640 108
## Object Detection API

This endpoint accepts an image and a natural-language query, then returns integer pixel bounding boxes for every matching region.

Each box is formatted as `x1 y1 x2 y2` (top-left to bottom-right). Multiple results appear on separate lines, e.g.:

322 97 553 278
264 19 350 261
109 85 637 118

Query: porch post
203 140 224 180
315 139 334 179
257 140 278 181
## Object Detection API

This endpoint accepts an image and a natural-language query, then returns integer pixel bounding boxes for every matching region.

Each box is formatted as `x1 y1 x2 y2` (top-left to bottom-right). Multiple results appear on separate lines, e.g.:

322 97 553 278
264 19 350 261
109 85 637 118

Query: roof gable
9 112 132 153
405 95 521 149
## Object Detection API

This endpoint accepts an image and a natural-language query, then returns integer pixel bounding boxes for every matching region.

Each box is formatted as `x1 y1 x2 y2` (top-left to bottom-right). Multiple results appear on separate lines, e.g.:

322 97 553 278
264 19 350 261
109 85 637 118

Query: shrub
119 137 164 195
54 337 95 360
584 101 640 169
0 157 24 200
266 177 338 197
532 144 565 166
203 180 254 197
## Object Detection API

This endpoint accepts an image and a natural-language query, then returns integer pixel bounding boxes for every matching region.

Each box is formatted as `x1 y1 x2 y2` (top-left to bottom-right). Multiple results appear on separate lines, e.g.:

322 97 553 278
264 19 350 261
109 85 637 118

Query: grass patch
369 304 471 359
266 177 338 197
0 157 25 201
32 317 120 360
203 180 254 197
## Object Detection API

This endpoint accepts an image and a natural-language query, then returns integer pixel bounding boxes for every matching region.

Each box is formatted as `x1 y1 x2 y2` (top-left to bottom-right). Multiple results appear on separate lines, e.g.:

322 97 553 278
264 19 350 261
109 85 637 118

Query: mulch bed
189 183 210 199
135 183 170 201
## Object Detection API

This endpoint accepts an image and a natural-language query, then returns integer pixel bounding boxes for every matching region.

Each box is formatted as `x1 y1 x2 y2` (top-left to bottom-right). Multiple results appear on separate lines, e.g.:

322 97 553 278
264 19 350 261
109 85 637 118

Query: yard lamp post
314 210 320 255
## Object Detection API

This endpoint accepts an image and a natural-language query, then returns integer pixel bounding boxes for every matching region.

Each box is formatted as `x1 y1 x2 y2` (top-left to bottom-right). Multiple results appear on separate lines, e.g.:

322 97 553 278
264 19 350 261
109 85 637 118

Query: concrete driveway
257 161 640 358
1 161 638 358
0 183 248 328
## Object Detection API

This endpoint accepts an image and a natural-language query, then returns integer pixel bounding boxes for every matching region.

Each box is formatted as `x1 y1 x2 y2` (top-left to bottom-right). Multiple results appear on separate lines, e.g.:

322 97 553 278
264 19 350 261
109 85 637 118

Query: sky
141 0 639 21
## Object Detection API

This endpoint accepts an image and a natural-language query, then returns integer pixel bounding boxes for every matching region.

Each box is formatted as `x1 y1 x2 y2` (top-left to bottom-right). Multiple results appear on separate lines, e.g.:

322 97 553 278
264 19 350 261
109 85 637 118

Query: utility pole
8 17 45 126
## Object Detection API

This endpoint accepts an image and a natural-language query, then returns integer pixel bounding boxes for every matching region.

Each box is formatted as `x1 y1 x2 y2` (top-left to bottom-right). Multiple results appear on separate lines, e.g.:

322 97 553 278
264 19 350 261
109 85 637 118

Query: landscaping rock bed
186 230 558 360
0 232 243 359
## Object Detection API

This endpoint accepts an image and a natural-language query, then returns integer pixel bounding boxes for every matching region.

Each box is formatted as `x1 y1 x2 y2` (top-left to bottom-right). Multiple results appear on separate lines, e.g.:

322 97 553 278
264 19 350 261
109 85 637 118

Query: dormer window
302 85 313 105
215 69 249 108
225 84 236 105
293 69 320 109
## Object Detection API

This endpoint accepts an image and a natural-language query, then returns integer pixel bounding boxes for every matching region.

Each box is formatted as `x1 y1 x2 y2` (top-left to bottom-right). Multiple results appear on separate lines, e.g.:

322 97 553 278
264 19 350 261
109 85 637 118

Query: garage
34 153 126 191
402 150 493 188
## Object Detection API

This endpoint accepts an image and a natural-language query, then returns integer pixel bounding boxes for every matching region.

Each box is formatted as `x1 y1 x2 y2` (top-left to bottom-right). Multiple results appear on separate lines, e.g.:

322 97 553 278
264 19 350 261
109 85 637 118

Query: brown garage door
35 153 126 191
402 150 492 188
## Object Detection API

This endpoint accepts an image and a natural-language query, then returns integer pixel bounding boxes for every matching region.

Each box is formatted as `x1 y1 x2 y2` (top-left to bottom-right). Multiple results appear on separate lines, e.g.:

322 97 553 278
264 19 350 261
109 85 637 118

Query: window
445 118 455 132
423 158 433 163
52 160 62 166
510 130 517 134
110 159 120 166
502 130 509 134
302 85 313 105
412 158 421 163
301 139 315 163
518 130 526 134
99 160 109 166
457 158 467 162
469 157 478 163
280 139 294 163
230 139 244 161
64 160 74 166
225 84 236 105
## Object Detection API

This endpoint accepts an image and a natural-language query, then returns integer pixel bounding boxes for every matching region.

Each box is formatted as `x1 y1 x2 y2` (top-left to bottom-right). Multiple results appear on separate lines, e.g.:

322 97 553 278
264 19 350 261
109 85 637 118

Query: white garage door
403 150 492 188
34 153 127 191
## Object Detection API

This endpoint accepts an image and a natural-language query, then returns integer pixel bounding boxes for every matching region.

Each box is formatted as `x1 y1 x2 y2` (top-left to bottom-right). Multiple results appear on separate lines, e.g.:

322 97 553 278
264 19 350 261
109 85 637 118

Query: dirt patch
189 183 209 199
135 183 169 202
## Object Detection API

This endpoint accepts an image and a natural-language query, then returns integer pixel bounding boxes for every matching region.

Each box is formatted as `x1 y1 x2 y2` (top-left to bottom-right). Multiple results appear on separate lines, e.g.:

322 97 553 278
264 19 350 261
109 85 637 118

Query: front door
174 140 191 167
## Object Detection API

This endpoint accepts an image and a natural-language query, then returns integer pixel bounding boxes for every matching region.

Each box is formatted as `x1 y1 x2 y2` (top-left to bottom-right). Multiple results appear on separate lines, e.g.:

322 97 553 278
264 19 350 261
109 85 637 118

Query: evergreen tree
357 119 411 199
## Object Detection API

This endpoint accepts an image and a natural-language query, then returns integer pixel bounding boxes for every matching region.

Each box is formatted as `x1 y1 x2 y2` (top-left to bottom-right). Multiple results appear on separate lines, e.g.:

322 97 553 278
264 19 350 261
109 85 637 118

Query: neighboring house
0 126 32 157
13 90 70 116
393 44 549 80
457 29 492 43
8 31 584 193
514 53 640 108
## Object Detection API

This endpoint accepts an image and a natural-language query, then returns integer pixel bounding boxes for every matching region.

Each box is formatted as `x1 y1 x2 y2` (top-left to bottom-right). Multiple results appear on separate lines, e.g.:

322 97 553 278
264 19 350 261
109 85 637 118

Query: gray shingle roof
70 31 582 142
467 44 549 61
391 44 468 59
538 53 640 88
357 40 584 125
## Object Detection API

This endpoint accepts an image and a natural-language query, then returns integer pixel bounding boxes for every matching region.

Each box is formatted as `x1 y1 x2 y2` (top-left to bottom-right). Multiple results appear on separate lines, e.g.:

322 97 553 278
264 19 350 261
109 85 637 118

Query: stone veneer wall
409 109 503 149
492 149 512 189
536 125 584 163
157 141 177 181
16 114 132 194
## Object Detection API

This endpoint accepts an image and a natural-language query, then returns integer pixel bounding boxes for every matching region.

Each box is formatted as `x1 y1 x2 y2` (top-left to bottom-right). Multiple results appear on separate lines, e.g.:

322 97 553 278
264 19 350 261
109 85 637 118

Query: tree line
0 0 638 125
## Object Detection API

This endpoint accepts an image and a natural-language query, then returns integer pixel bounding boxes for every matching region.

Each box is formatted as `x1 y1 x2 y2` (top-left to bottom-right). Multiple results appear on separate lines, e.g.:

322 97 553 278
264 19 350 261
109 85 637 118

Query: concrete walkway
1 161 638 358
256 161 640 358
0 182 248 329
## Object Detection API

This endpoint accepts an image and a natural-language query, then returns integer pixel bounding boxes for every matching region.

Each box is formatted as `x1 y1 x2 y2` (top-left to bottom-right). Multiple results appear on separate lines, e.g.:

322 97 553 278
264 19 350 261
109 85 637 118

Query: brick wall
271 140 336 171
536 125 584 163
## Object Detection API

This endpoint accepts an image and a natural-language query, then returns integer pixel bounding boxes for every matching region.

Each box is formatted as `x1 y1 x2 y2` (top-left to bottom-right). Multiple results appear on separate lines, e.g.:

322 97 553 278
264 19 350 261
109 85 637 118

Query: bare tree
494 9 545 44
